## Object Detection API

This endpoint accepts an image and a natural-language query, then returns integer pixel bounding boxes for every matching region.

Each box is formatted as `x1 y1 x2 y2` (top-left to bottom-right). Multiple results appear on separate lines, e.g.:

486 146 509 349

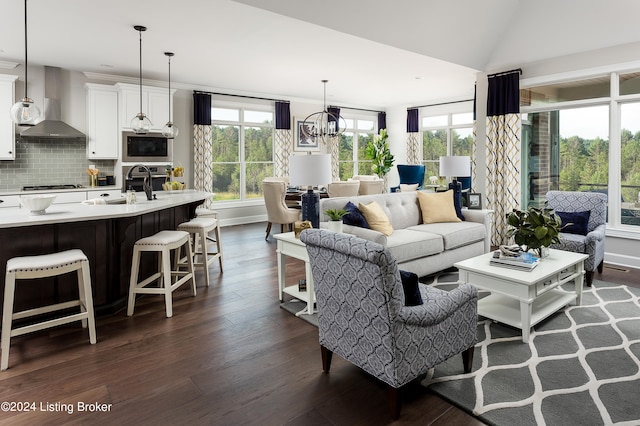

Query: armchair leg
265 222 272 241
388 386 401 420
597 260 604 274
462 346 475 373
321 345 333 373
586 270 594 287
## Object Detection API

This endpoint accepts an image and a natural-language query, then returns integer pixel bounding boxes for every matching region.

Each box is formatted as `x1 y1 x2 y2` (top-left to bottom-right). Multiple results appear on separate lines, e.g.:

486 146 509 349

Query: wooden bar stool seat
178 217 223 287
127 230 195 318
2 249 97 371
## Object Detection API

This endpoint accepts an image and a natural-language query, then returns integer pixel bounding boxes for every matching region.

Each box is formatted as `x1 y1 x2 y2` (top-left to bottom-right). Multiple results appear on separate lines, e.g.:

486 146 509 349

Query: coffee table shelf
455 249 588 343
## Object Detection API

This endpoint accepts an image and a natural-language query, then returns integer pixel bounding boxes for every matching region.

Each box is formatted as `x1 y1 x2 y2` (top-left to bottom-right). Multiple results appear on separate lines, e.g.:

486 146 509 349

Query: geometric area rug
421 271 640 426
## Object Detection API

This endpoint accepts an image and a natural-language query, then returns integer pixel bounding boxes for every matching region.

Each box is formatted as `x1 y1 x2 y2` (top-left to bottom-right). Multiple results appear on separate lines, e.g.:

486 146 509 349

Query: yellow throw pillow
358 201 394 236
417 190 461 224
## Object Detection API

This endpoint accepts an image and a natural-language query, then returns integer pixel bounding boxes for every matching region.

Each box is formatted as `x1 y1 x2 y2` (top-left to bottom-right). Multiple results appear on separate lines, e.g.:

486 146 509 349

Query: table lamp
439 155 470 211
289 153 332 229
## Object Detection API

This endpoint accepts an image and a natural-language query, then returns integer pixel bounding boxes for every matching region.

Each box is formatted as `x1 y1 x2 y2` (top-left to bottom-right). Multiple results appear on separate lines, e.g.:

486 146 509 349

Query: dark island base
0 200 202 318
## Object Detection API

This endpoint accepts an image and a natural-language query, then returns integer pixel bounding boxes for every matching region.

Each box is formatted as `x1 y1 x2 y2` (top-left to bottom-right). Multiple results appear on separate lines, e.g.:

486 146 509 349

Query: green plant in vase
325 208 348 233
506 206 563 257
365 128 394 180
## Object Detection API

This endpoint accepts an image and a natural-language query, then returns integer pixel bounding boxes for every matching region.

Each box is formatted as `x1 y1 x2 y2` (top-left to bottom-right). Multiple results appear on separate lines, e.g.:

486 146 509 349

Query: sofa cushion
408 221 486 250
386 229 443 262
359 201 394 236
555 210 591 236
399 270 423 306
342 201 370 228
417 190 461 224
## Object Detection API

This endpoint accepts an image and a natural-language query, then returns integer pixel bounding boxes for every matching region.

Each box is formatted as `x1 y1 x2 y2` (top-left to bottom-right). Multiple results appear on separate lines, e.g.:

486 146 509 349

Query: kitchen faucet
125 164 154 201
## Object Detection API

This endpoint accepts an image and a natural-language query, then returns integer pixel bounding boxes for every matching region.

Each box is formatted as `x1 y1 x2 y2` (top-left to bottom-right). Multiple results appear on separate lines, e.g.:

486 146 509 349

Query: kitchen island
0 190 212 316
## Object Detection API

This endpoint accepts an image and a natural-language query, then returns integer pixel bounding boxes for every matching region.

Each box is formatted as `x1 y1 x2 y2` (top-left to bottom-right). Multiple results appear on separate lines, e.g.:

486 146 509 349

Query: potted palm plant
325 208 348 233
506 206 563 257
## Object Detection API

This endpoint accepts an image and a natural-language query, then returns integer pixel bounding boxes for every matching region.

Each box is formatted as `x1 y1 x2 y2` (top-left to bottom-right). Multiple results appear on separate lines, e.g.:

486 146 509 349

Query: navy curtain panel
406 108 419 132
275 101 291 130
328 106 340 131
193 92 211 125
378 112 387 132
473 82 477 120
487 71 520 116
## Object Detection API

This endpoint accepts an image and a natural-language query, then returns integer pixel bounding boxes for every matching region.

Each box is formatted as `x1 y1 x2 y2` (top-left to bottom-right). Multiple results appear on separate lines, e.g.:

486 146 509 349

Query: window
337 116 376 180
521 71 640 230
421 109 474 183
211 104 274 202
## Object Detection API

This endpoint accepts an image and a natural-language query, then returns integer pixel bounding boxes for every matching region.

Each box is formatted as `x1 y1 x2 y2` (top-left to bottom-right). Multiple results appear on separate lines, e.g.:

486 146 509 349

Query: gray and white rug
422 272 640 426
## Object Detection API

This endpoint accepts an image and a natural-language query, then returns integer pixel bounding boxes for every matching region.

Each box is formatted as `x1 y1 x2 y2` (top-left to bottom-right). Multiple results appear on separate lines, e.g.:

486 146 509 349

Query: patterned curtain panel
193 92 213 208
486 71 521 246
328 106 341 179
472 83 477 189
406 108 421 164
274 101 292 177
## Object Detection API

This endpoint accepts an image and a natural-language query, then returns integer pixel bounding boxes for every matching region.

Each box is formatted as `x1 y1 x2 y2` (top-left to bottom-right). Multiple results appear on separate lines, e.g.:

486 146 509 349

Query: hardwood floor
0 222 638 425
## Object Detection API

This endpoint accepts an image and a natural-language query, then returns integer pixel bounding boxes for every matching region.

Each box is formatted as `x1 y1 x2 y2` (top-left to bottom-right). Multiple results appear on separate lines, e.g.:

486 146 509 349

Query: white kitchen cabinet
116 83 174 132
0 195 20 208
0 75 18 160
86 83 119 159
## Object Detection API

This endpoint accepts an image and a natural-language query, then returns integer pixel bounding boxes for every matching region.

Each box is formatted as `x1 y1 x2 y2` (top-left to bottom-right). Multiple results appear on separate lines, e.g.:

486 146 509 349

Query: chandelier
302 80 346 144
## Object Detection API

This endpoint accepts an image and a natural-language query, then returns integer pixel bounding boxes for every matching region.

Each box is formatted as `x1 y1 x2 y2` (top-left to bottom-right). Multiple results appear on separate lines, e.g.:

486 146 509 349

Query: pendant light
302 80 346 144
130 25 152 134
10 0 41 126
161 52 178 138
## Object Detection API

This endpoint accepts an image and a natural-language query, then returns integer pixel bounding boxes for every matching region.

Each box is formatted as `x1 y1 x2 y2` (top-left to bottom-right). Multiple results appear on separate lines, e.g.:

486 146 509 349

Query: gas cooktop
22 184 82 191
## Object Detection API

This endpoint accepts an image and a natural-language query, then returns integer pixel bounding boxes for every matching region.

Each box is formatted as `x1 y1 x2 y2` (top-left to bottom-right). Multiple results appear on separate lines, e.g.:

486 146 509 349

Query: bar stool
127 230 195 318
178 217 223 287
2 249 97 371
195 208 224 254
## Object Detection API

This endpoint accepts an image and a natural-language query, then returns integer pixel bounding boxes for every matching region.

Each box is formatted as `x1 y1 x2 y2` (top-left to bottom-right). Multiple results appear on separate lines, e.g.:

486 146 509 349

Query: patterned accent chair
300 229 478 419
546 191 608 286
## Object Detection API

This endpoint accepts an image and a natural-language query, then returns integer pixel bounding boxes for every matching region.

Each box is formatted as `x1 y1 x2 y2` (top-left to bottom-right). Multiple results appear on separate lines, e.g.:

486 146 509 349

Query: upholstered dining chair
545 190 608 286
350 175 384 195
300 229 477 419
262 179 300 240
327 180 360 198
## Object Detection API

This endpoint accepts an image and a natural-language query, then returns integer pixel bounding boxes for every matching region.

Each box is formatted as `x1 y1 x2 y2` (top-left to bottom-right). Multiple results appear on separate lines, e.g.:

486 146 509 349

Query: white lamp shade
439 156 470 177
289 154 332 187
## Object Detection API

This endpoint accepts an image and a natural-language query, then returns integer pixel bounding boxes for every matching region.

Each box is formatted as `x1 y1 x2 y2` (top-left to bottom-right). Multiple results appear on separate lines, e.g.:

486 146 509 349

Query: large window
337 116 376 180
211 105 273 202
521 72 640 229
422 110 474 182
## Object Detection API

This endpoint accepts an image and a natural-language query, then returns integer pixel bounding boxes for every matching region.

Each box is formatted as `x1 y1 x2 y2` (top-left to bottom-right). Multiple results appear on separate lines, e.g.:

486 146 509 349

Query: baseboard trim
604 252 640 270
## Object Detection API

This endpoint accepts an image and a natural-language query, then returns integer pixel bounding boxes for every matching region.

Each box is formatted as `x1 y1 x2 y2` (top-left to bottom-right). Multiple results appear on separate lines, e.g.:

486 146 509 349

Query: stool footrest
12 300 83 321
11 311 91 338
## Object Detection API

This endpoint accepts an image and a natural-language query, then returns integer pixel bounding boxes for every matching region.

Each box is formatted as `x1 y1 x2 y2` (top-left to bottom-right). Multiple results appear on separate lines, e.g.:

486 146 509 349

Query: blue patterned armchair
546 190 608 286
300 229 477 419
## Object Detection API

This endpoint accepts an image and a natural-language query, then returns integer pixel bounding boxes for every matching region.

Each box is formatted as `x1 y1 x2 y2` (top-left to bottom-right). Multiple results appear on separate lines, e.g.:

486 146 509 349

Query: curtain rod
408 98 473 111
487 68 523 78
330 105 384 114
193 90 289 103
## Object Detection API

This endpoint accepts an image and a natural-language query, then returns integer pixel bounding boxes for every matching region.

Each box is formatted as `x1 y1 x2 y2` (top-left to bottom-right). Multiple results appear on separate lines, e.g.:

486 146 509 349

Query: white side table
274 232 315 316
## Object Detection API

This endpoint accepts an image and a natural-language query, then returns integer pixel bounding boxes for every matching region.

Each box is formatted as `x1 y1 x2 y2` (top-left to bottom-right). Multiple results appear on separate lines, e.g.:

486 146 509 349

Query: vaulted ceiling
0 0 638 108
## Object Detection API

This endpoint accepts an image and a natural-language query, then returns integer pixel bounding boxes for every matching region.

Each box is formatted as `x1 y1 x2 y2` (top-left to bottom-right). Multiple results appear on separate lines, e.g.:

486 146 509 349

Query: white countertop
0 185 122 196
0 190 212 228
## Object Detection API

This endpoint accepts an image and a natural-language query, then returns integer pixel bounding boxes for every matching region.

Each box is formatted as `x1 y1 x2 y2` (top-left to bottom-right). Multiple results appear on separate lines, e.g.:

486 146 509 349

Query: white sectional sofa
319 191 493 277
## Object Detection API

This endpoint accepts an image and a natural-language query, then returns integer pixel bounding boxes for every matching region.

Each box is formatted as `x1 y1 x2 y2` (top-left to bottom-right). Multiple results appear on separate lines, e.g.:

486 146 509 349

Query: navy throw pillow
556 210 591 235
342 201 370 228
453 191 466 221
399 270 423 306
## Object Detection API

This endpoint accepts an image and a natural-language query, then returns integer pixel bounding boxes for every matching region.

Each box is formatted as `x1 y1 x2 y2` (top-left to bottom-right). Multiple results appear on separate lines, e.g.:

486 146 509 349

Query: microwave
122 131 172 163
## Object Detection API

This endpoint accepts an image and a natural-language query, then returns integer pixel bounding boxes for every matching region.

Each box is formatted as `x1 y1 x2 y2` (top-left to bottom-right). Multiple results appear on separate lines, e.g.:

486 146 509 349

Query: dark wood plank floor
0 222 638 425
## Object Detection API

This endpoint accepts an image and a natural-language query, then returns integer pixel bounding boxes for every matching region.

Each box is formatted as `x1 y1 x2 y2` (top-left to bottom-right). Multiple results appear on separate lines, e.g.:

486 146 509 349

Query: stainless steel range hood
19 67 86 139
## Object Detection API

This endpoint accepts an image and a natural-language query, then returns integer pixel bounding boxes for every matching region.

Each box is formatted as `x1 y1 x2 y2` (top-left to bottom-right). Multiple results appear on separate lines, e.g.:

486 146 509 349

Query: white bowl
21 194 57 215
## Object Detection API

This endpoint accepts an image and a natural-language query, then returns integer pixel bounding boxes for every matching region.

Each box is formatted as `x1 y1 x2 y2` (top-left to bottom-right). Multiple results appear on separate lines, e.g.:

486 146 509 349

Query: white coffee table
454 249 588 343
274 232 315 316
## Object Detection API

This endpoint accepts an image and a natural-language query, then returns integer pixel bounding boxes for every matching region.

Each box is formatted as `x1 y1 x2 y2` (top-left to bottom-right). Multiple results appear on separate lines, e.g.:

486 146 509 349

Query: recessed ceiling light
415 76 423 80
100 64 113 68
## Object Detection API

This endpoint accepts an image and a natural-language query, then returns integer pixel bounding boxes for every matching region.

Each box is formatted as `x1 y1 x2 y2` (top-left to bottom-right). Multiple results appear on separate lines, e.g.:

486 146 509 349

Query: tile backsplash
0 138 115 192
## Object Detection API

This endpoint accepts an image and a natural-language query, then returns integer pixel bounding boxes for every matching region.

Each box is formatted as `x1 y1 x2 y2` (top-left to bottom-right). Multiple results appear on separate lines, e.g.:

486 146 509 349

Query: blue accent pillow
556 210 591 235
399 270 423 306
342 201 370 228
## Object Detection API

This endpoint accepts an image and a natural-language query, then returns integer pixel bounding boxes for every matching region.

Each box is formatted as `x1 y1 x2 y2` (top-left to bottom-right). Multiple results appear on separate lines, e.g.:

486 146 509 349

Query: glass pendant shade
10 97 40 126
131 25 150 134
161 52 178 139
131 112 152 134
11 0 41 126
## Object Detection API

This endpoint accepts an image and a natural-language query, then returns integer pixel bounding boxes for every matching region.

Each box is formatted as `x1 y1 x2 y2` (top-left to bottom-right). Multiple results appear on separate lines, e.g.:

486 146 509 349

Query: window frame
336 113 378 179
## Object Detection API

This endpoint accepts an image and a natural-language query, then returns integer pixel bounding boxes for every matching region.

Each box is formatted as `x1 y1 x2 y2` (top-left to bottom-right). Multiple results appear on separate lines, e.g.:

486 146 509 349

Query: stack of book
490 250 540 271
